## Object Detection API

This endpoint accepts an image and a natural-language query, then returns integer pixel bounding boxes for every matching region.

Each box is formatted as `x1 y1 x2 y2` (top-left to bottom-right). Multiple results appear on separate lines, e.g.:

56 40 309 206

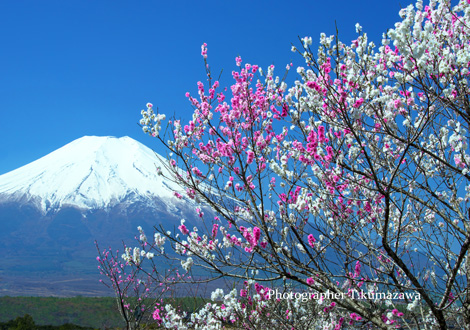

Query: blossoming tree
96 234 179 330
133 0 470 328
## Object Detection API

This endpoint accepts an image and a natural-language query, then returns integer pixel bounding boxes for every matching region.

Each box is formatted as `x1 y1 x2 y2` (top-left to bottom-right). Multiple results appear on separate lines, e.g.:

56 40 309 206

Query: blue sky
0 0 407 175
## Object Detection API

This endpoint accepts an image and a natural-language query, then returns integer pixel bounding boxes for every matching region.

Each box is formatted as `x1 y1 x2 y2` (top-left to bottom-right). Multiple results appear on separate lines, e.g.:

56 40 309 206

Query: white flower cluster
177 225 218 264
140 103 166 137
181 257 194 272
162 304 188 329
154 233 166 251
119 226 168 266
188 288 262 329
448 121 468 153
137 226 147 243
121 246 141 265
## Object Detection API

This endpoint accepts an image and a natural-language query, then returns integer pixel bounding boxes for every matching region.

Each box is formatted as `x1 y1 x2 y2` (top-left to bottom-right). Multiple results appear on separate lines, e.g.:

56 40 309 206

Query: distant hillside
0 296 122 329
0 296 208 329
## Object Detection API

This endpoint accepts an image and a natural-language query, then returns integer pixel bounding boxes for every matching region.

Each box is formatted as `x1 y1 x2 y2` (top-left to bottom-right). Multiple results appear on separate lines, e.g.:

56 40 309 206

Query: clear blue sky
0 0 406 175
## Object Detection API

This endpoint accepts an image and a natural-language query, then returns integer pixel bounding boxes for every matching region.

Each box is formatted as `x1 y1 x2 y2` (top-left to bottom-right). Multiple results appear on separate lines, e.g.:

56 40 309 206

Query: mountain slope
0 136 181 213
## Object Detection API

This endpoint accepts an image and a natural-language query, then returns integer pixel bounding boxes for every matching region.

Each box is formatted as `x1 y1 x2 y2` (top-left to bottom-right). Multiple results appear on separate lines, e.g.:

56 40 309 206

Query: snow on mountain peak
0 136 182 212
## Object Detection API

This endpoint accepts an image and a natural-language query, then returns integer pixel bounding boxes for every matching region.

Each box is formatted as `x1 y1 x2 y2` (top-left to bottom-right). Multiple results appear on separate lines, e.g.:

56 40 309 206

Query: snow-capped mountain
0 136 199 296
0 136 182 213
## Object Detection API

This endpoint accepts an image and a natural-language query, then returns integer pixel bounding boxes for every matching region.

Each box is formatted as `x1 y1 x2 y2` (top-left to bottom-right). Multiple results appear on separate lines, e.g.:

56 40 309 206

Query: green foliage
0 296 208 329
0 297 119 329
165 296 208 314
0 314 97 330
6 314 36 330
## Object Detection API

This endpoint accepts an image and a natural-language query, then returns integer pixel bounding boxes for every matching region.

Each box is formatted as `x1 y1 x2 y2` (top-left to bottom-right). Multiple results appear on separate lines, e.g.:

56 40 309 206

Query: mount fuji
0 135 184 212
0 136 198 296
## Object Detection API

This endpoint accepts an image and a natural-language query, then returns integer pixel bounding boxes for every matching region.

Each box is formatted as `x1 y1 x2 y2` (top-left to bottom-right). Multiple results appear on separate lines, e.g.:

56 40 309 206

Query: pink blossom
178 224 189 235
212 224 219 238
201 43 208 59
308 234 316 248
